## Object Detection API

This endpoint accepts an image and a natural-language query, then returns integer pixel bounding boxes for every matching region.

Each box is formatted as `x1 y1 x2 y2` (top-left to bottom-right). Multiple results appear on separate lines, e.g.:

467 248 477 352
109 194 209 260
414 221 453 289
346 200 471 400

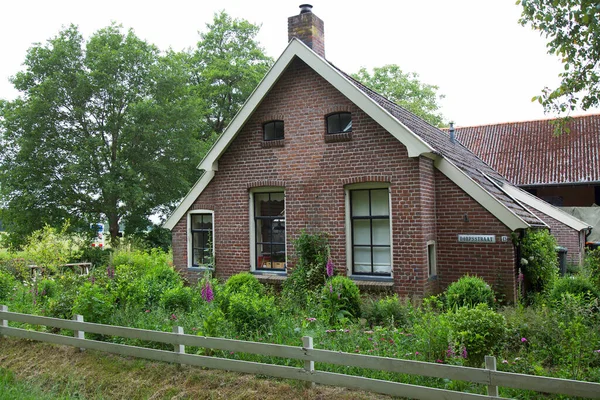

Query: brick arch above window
191 203 215 211
341 176 393 186
247 180 287 189
323 105 352 115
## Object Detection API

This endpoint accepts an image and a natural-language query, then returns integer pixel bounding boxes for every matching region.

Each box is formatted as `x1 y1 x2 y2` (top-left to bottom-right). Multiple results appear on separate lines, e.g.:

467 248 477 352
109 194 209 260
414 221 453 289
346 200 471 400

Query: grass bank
0 338 389 400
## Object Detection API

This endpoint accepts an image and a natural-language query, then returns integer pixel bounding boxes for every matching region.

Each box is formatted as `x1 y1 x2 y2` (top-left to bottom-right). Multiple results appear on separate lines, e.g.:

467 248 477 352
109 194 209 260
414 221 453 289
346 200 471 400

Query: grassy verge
0 338 390 400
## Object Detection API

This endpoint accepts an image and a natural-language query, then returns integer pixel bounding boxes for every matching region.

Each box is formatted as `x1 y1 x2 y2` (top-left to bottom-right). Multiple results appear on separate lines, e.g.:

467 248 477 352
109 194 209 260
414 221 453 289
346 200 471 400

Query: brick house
164 5 589 301
454 117 597 264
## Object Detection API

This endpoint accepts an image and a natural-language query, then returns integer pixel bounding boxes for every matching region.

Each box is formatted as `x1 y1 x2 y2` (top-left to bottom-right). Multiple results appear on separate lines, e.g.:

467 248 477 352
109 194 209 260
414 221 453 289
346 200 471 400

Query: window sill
261 139 285 148
350 275 394 290
252 271 287 285
188 266 214 272
325 132 352 143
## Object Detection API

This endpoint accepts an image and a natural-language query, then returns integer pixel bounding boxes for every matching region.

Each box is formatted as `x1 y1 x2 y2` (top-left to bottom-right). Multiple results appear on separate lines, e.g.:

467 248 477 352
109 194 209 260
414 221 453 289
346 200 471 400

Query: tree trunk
108 213 120 244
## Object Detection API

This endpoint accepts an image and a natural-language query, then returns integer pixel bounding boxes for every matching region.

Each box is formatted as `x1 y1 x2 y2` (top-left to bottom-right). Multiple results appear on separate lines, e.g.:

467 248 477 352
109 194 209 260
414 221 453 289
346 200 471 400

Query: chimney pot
299 4 313 14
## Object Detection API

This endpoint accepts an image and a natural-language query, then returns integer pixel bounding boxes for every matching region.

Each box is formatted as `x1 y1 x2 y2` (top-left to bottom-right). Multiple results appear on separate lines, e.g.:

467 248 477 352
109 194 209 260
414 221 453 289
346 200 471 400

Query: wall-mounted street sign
458 235 496 243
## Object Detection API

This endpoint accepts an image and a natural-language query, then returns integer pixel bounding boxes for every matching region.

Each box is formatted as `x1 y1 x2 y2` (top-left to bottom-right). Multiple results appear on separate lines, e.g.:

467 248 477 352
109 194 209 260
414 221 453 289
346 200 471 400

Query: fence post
73 314 85 352
485 355 498 397
1 305 7 338
173 326 185 367
302 336 315 388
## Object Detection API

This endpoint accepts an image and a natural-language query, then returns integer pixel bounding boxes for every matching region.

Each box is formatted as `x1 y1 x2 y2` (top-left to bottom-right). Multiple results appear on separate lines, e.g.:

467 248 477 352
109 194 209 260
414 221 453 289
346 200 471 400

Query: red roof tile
454 115 600 186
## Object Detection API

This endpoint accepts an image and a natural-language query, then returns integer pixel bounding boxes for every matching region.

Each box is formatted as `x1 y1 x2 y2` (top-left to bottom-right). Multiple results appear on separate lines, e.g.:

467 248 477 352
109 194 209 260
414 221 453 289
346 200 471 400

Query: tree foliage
0 13 272 246
519 0 600 113
190 11 273 137
352 64 445 126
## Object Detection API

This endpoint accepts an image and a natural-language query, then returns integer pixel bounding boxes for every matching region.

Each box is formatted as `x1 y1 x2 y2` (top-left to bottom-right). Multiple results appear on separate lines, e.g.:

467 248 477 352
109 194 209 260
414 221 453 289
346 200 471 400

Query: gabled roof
164 39 544 231
454 115 600 186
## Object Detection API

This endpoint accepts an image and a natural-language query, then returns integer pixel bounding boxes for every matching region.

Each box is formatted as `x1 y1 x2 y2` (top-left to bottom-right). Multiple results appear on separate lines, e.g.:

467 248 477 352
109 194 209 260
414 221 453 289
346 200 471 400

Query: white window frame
249 187 286 272
187 210 215 270
345 182 393 278
427 240 437 277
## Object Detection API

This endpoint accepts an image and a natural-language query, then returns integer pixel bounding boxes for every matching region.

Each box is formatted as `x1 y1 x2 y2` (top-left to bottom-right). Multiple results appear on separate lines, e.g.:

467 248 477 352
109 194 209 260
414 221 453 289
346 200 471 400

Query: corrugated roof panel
454 115 600 186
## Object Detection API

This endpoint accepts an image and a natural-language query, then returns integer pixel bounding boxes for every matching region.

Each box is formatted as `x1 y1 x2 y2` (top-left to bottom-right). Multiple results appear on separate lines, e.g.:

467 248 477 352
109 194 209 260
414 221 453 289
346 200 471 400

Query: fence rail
1 306 599 399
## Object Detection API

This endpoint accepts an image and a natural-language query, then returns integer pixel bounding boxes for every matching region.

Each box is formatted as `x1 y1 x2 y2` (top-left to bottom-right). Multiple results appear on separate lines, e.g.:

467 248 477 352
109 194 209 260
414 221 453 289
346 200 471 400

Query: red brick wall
172 58 518 299
527 208 583 265
435 171 517 302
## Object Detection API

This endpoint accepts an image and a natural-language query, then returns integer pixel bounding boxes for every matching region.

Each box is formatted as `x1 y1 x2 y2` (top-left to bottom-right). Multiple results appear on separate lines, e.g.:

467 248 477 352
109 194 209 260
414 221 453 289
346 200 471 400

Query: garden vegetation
0 228 599 398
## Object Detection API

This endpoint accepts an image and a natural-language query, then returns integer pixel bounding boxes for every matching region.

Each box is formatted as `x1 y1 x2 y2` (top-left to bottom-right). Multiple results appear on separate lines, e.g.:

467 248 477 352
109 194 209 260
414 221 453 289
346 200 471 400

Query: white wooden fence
1 305 599 399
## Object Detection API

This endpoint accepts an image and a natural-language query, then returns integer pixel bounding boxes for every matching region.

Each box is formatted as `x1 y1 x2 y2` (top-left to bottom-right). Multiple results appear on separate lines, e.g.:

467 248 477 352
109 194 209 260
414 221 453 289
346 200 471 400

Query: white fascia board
502 184 592 231
163 170 216 230
434 157 531 231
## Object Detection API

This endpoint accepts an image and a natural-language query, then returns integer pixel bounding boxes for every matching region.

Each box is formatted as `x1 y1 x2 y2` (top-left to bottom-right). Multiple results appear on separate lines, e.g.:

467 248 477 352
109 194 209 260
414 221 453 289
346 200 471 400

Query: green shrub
283 232 329 305
44 273 86 320
321 276 361 324
520 229 558 293
23 222 82 274
72 282 115 324
583 248 600 288
224 272 264 295
226 291 277 333
550 275 600 304
448 304 507 367
412 304 451 362
37 278 58 302
77 246 113 268
445 275 495 309
0 268 16 301
160 286 193 312
361 295 413 328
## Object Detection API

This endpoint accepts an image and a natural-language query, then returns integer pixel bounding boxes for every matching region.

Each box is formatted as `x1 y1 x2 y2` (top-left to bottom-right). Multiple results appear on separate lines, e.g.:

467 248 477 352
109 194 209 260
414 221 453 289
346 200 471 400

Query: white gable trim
501 184 591 231
434 158 531 231
163 170 215 230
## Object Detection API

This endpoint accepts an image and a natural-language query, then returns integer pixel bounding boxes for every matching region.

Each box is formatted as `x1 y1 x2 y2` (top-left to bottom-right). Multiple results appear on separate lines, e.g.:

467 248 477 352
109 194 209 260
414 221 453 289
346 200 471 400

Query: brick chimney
288 4 325 58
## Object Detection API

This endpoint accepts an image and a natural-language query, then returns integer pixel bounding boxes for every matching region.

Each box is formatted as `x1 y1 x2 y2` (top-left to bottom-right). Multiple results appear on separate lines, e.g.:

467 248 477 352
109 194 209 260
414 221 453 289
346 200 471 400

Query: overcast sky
2 0 598 126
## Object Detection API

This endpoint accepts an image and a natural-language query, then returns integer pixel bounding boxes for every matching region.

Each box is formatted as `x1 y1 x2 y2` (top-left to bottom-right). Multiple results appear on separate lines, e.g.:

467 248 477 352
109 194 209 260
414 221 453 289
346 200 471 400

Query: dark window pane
264 121 284 140
327 112 352 134
254 191 285 270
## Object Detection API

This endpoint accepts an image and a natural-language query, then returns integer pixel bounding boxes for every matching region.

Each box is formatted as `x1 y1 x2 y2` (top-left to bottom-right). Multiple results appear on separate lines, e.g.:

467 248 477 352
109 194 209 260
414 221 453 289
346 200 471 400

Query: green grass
0 368 76 400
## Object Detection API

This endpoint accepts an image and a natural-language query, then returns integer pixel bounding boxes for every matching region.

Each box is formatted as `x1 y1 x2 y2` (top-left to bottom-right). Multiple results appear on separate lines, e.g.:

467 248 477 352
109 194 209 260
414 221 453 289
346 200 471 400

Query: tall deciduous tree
0 24 204 244
191 11 273 137
352 65 446 127
519 0 600 113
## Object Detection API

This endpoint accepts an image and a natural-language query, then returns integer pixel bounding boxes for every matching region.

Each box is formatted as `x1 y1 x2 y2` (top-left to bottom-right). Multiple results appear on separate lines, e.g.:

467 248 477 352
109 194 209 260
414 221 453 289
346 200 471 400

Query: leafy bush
112 249 181 309
550 275 600 304
412 303 451 362
520 229 558 293
224 272 264 295
226 291 277 333
0 268 16 301
77 246 113 268
283 232 329 305
72 282 115 324
37 278 58 302
44 273 86 320
583 248 600 288
321 276 361 324
23 223 82 274
361 295 413 328
160 286 193 312
445 275 495 309
448 304 507 367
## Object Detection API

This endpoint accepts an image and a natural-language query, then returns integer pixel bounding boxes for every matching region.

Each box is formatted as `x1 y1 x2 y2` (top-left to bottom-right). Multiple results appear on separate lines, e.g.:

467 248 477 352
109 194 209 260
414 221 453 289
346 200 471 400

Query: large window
263 120 284 141
350 188 391 275
254 192 285 271
327 112 352 134
190 213 213 267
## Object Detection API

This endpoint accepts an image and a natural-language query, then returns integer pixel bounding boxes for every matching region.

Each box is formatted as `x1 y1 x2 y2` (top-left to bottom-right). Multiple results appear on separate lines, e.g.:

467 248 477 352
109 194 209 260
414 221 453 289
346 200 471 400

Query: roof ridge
454 113 600 129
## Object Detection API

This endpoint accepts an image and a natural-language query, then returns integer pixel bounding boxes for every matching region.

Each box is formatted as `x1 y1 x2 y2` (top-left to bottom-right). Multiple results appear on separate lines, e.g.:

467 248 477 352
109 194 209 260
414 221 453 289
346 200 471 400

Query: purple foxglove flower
326 258 334 277
201 281 214 303
462 347 468 359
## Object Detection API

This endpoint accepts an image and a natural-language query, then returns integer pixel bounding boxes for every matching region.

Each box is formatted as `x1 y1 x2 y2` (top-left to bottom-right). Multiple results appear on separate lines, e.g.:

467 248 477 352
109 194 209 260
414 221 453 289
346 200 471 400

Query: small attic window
327 112 352 134
263 121 284 141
